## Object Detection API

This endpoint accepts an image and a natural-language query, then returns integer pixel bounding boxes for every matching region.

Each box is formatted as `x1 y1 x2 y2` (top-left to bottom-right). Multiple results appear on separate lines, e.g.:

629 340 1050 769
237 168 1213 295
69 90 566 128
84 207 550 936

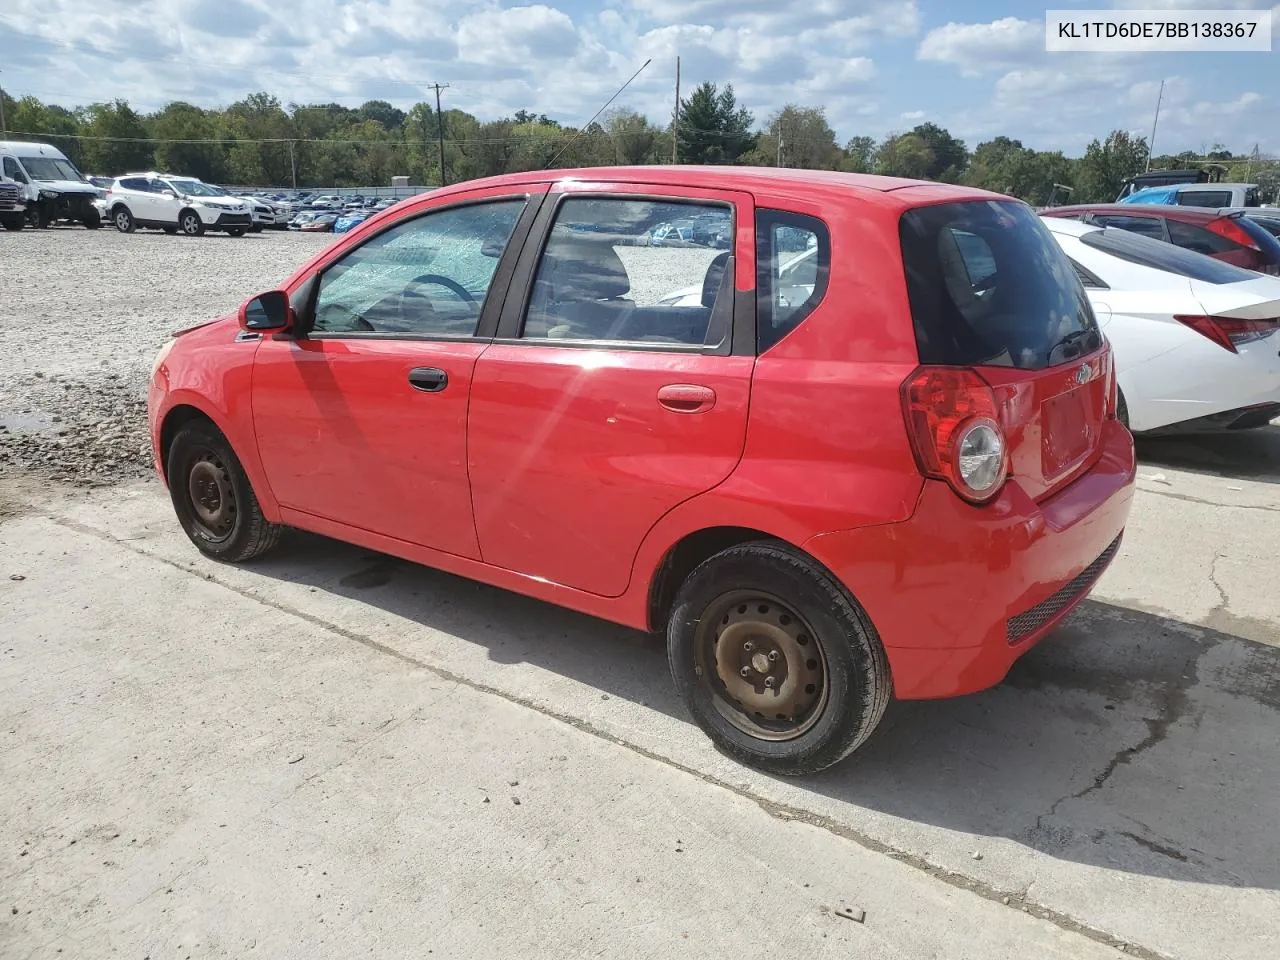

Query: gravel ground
0 227 332 484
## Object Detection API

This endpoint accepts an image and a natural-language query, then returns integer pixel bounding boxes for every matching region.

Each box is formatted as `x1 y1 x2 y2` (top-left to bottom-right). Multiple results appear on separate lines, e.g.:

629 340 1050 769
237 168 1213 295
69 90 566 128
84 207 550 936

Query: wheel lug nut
743 641 754 651
739 667 752 678
767 650 779 662
764 677 776 688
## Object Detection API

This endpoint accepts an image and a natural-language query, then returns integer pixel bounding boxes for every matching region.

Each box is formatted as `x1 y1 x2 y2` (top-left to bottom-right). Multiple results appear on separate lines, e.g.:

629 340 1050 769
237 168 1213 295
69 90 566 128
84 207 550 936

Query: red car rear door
467 181 757 597
251 184 547 559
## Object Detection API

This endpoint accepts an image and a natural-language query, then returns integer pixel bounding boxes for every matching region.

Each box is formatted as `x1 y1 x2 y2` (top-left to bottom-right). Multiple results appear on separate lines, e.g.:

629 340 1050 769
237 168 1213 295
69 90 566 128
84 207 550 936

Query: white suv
107 173 252 236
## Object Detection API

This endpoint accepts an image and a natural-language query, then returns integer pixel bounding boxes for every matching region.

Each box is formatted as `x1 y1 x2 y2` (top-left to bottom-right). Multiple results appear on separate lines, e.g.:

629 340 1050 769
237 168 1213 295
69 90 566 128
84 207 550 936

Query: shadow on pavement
251 530 1280 892
1136 423 1280 484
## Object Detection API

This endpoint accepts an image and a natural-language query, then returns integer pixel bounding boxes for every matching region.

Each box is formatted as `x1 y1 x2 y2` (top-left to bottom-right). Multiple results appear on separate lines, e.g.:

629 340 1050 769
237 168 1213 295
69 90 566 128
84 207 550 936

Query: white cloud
917 17 1042 76
900 110 925 121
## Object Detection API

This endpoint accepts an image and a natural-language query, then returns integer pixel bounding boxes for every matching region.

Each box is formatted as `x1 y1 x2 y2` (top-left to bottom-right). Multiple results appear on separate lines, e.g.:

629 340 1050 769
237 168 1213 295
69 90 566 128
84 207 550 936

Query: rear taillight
1174 314 1280 352
1206 216 1260 250
901 367 1009 504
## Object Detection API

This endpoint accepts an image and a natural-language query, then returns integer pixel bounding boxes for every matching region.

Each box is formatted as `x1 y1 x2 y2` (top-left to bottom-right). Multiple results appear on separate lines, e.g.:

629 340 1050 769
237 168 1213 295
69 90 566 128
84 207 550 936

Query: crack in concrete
46 513 1174 960
1207 553 1230 616
1137 487 1280 514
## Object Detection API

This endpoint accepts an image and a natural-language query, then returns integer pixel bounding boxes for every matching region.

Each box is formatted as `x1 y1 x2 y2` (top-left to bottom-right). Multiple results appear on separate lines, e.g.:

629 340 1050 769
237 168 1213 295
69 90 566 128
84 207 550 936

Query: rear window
1080 227 1259 284
1093 214 1166 240
899 200 1101 370
1176 190 1232 207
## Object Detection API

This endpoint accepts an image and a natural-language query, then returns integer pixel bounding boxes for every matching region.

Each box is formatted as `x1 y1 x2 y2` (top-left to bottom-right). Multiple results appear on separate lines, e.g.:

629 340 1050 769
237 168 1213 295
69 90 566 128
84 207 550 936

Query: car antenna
544 58 652 169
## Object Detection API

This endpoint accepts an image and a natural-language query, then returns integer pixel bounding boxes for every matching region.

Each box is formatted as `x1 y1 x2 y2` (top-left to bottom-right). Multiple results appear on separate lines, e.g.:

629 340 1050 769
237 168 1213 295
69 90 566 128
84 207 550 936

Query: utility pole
430 82 450 187
776 126 783 167
0 70 7 136
671 57 680 165
1145 78 1164 172
287 140 297 189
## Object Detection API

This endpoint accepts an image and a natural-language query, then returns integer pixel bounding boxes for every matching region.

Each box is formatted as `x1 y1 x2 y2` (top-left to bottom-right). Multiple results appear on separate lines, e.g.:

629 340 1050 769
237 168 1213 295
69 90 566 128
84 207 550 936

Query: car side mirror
240 290 293 332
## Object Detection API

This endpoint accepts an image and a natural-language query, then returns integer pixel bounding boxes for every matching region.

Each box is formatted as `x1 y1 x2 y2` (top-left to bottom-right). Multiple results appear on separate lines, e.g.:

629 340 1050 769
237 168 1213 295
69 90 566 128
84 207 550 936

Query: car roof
1043 203 1226 224
418 165 1005 211
0 140 72 158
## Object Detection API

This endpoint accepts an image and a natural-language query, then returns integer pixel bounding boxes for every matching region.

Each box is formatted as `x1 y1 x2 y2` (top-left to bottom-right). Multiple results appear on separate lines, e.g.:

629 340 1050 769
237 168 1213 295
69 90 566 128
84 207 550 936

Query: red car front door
251 186 545 559
467 182 756 597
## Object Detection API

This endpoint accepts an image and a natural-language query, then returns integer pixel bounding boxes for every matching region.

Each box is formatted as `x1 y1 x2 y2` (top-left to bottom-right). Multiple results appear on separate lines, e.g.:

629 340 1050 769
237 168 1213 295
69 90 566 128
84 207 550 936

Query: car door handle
408 367 448 392
657 383 716 413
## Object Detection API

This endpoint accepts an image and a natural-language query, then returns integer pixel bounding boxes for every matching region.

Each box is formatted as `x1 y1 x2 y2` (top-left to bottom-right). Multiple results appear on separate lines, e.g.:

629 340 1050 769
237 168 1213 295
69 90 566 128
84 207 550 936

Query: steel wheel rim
186 452 236 541
115 212 129 230
694 590 829 741
182 215 199 235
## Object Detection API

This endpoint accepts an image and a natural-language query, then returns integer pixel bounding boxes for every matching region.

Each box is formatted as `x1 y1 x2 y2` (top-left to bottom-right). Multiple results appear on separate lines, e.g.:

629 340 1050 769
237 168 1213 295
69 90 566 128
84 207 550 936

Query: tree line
1 80 1271 204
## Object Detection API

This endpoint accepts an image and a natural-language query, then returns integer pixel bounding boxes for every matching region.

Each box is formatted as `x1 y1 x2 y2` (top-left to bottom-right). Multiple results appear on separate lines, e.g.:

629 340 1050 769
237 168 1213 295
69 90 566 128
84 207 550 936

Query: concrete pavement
2 427 1278 960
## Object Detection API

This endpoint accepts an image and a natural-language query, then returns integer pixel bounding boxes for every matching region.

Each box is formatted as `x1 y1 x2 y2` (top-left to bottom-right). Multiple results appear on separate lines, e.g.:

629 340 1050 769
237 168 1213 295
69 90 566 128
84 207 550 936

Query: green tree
358 100 405 131
874 133 935 179
149 102 227 182
750 105 841 170
223 93 294 185
79 100 153 174
905 122 967 181
841 135 876 173
604 108 661 164
1076 129 1148 202
676 81 755 164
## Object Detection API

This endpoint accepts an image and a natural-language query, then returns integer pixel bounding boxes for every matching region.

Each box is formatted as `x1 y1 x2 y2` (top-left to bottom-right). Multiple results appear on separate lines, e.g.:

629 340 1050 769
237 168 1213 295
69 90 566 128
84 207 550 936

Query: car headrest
540 240 631 300
702 252 730 308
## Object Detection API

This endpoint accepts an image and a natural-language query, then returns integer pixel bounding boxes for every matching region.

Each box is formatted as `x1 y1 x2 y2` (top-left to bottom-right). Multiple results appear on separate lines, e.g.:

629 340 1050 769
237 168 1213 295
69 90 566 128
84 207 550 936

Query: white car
660 246 818 309
1044 217 1280 433
106 172 253 237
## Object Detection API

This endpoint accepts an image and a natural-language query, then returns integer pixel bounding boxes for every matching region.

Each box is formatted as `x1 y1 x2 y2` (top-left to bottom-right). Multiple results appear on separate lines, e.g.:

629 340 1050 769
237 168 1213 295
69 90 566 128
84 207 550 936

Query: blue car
333 211 370 234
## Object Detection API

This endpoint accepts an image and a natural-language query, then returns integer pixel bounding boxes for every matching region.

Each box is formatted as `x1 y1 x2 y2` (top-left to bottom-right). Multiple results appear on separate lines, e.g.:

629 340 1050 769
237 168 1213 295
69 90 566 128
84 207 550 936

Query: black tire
179 209 205 237
1117 387 1130 431
162 226 178 235
227 227 247 237
28 203 50 229
112 206 136 233
667 541 891 776
83 211 102 229
167 421 282 562
1 216 23 232
249 224 263 233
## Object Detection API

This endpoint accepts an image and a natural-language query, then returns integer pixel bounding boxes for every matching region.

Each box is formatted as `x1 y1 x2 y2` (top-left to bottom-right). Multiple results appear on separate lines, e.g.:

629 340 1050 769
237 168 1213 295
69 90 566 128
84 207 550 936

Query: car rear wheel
666 541 891 775
1117 387 1130 430
179 210 205 237
227 227 247 237
113 207 135 233
82 211 102 229
162 226 177 235
167 421 282 562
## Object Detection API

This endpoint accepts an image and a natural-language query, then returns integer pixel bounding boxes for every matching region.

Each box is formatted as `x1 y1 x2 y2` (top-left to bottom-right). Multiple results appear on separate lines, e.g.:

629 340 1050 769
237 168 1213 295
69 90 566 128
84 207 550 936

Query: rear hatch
900 200 1110 501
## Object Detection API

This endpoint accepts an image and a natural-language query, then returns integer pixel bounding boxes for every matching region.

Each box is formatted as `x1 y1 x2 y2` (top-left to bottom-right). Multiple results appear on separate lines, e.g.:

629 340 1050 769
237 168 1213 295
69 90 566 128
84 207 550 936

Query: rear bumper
805 419 1136 699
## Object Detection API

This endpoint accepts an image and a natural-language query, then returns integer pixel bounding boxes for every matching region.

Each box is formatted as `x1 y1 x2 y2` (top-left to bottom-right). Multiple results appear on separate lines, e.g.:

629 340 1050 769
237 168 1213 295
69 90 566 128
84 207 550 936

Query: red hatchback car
149 167 1136 774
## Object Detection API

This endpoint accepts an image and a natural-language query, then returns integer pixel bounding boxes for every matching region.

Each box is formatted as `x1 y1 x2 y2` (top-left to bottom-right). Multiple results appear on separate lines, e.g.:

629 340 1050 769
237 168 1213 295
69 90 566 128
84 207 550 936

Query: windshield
21 156 83 182
168 180 223 197
900 200 1100 370
1080 227 1261 284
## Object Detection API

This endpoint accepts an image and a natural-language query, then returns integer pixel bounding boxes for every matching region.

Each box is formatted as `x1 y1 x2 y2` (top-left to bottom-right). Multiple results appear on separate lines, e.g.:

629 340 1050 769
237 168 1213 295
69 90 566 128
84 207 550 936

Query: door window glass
521 197 733 346
1165 219 1235 255
312 199 525 337
756 210 829 352
3 157 27 182
1176 190 1232 207
1093 215 1166 240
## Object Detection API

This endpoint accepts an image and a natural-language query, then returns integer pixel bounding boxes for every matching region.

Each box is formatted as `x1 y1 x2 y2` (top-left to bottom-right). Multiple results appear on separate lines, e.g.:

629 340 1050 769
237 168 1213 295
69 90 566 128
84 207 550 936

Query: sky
1 0 1279 157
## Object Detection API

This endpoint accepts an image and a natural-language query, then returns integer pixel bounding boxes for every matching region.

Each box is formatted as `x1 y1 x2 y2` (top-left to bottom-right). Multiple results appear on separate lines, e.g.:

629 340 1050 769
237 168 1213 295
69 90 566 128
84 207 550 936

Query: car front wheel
167 421 282 562
179 210 205 236
666 541 891 775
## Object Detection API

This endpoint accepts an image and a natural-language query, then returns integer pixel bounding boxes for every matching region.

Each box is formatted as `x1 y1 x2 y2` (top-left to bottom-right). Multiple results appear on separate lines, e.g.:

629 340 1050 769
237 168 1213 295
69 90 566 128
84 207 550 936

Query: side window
1094 215 1166 240
756 210 829 352
1165 219 1235 255
119 178 146 192
3 157 27 182
521 197 733 346
312 198 525 337
1245 187 1261 208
